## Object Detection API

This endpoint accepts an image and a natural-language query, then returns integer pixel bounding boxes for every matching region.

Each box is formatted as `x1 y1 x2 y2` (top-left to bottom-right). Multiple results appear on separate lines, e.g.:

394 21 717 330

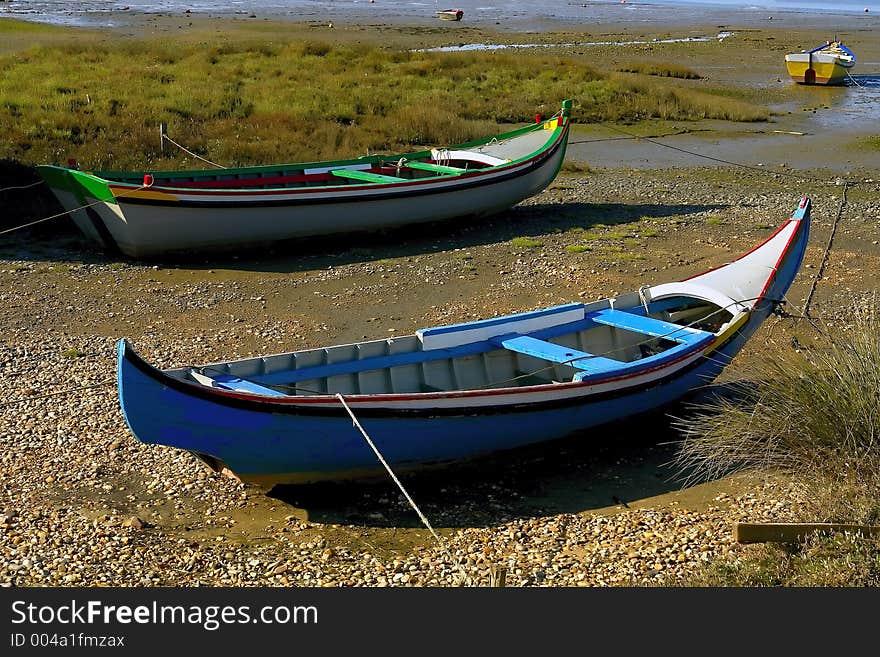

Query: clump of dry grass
670 532 880 587
0 20 770 172
616 61 702 79
673 296 880 523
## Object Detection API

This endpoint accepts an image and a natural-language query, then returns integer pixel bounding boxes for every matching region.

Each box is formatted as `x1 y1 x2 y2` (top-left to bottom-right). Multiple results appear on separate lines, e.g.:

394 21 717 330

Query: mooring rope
161 132 227 169
0 180 44 194
0 380 114 408
598 123 845 184
0 183 149 237
334 393 471 586
802 182 848 318
845 70 864 88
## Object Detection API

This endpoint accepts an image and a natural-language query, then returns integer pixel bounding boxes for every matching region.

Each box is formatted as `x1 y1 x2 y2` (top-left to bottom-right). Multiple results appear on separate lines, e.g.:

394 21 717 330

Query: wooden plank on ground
734 522 880 544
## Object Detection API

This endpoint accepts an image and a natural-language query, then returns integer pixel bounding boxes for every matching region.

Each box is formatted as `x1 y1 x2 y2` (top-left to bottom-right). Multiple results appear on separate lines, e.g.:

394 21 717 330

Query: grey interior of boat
179 296 733 397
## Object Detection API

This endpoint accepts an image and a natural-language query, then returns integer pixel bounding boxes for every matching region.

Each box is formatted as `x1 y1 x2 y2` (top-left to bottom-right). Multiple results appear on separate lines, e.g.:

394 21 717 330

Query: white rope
162 133 227 169
845 70 864 88
0 380 113 408
334 393 470 585
0 184 147 237
0 180 44 193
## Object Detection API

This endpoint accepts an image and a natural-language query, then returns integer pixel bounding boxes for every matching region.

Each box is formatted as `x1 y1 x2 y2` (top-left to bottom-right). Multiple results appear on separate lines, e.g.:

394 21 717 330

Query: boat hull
785 53 853 85
117 199 810 485
38 111 569 258
118 341 730 485
87 139 564 257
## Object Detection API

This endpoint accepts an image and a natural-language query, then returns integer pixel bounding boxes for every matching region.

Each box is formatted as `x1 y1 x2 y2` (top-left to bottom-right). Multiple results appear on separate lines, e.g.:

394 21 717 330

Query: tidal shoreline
4 1 879 33
3 163 879 586
1 16 879 587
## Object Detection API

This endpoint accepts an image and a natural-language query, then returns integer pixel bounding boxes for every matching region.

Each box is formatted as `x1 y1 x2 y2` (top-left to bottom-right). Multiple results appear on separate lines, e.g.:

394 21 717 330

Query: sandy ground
1 17 879 587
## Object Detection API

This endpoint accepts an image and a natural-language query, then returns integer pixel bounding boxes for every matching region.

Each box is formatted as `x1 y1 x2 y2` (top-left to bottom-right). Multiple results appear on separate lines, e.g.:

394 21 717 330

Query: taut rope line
161 132 227 169
0 180 44 194
802 181 848 319
334 393 471 586
0 183 149 237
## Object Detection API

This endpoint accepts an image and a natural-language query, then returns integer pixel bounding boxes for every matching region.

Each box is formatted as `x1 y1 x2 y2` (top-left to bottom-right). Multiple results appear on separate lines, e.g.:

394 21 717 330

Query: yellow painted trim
115 189 180 202
785 60 847 84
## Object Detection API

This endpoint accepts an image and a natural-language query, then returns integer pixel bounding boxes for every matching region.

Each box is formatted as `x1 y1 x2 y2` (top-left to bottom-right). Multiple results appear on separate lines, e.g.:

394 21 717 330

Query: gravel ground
2 165 878 587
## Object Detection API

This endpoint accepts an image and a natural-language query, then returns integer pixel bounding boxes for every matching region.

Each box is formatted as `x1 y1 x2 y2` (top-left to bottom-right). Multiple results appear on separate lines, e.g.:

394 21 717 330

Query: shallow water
2 0 878 28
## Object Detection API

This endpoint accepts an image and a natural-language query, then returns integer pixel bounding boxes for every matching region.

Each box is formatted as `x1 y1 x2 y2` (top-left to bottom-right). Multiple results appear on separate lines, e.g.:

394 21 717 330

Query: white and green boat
37 100 571 258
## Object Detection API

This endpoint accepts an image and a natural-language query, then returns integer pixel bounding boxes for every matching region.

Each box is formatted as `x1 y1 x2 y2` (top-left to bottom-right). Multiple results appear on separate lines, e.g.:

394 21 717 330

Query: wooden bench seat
588 308 710 344
490 334 623 375
330 169 407 184
404 161 468 174
190 370 288 397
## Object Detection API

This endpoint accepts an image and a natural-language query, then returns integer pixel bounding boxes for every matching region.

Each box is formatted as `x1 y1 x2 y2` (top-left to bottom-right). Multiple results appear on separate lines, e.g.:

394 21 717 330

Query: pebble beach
3 163 879 587
2 3 880 588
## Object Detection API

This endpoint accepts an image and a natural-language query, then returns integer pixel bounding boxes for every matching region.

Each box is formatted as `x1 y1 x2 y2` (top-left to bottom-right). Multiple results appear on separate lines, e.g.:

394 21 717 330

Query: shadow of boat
266 382 753 529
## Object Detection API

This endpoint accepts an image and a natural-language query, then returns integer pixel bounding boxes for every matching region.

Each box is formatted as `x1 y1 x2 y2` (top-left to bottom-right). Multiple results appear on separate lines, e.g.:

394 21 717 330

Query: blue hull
117 199 810 484
117 318 752 484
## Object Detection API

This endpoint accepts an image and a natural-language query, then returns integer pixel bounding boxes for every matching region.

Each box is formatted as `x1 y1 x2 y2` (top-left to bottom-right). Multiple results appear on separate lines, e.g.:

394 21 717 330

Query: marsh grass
673 297 880 520
668 298 880 585
858 135 880 151
616 62 702 79
672 532 880 586
0 26 769 171
510 237 543 249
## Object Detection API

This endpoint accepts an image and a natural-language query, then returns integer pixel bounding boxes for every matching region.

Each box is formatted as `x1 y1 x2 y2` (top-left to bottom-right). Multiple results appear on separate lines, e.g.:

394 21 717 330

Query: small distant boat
437 8 464 21
37 100 571 258
785 40 856 85
117 198 811 486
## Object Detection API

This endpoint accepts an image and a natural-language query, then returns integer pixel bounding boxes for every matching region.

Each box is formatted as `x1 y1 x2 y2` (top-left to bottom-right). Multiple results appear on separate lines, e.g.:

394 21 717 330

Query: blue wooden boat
118 198 811 485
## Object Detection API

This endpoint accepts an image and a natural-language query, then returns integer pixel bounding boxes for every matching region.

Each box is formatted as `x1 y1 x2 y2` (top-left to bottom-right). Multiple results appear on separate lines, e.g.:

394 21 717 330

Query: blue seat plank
490 334 624 375
572 331 716 383
588 308 709 344
202 373 288 397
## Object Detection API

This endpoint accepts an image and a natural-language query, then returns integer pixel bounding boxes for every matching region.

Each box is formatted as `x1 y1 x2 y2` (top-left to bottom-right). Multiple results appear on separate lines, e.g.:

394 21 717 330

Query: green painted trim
37 165 115 204
404 161 467 174
330 169 407 183
37 100 574 192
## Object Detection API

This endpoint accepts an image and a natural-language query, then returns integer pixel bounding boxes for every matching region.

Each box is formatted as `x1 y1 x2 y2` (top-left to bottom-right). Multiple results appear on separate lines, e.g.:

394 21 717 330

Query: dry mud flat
2 165 879 587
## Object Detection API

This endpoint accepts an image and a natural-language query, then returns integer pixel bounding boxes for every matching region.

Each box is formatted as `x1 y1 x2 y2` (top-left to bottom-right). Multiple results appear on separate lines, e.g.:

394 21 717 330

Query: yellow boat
785 40 856 85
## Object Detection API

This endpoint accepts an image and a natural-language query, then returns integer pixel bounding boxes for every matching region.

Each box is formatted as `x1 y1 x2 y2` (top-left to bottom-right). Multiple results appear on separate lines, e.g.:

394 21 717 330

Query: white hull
94 144 566 257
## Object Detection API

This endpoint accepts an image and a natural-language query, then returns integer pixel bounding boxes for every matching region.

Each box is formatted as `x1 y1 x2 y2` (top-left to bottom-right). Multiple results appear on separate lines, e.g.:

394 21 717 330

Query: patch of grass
706 216 724 226
561 160 593 174
0 31 769 171
669 532 880 586
0 19 64 34
638 227 659 237
673 297 880 519
857 135 880 151
674 300 880 481
565 244 592 254
669 297 880 585
62 348 86 359
511 237 542 249
616 61 702 79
